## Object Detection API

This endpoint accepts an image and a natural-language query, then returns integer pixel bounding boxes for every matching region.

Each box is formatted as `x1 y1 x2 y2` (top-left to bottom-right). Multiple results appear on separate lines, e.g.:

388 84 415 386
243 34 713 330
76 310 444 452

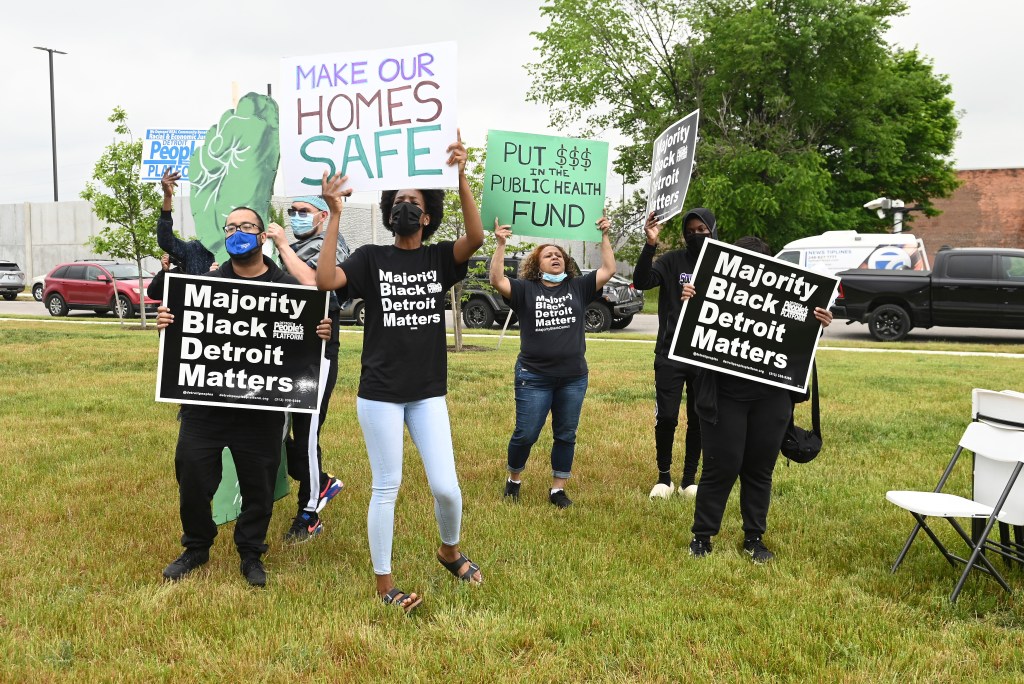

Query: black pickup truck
831 247 1024 341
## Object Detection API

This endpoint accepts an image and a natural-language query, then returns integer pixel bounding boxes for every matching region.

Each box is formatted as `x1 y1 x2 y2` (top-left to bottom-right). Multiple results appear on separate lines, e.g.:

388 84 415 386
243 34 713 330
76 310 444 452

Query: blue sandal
437 552 483 584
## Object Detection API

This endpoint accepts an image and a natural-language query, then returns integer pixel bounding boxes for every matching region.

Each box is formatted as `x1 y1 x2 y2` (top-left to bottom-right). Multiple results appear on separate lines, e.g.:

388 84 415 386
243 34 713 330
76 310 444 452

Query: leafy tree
529 0 960 250
81 107 162 328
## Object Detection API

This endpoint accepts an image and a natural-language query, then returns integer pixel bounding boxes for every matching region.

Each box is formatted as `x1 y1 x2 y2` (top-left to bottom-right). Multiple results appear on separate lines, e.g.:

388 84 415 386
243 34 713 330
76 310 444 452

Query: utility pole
34 46 66 201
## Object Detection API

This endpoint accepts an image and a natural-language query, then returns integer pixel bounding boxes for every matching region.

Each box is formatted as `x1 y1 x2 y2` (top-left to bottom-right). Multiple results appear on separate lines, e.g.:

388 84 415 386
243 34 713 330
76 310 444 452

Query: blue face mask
225 231 261 258
541 272 568 283
290 214 317 238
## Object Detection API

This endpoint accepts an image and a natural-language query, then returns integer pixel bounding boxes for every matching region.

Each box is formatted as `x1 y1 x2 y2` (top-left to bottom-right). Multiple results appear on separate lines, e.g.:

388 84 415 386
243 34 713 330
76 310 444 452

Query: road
5 296 1022 344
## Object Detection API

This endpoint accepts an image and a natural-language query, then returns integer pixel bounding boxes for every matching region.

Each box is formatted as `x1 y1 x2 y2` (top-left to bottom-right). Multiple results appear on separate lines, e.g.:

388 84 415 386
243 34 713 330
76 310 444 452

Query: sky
0 0 1021 206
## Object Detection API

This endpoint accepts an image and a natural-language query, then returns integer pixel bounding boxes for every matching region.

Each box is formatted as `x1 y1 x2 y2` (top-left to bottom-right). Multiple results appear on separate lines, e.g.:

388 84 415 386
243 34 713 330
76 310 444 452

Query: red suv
43 260 158 318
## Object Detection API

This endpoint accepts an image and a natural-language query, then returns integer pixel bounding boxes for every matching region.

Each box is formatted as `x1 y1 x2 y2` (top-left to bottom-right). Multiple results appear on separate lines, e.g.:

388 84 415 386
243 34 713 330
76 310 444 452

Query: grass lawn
2 320 1024 681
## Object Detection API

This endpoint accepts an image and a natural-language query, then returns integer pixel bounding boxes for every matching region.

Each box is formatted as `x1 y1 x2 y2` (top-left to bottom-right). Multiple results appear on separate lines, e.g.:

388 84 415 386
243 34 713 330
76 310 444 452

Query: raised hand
644 212 661 246
161 168 182 199
321 171 353 213
494 219 512 246
447 129 467 174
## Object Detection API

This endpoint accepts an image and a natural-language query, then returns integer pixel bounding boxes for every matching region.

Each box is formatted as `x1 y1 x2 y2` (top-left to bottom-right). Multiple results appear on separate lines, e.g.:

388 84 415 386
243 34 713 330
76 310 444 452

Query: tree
81 107 163 328
529 0 960 250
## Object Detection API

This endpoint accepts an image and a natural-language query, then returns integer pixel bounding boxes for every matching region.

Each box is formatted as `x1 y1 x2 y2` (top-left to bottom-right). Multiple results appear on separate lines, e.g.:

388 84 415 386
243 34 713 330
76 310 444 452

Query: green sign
212 444 290 525
481 130 609 242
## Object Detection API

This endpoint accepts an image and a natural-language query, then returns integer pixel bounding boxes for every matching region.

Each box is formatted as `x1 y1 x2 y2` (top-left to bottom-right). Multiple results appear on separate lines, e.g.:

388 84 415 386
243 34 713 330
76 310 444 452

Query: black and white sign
668 240 839 391
646 109 699 224
156 273 328 413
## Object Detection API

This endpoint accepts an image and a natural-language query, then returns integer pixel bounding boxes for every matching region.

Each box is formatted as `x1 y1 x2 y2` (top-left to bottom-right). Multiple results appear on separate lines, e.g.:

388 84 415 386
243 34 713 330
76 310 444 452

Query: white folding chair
887 389 1024 603
974 390 1024 568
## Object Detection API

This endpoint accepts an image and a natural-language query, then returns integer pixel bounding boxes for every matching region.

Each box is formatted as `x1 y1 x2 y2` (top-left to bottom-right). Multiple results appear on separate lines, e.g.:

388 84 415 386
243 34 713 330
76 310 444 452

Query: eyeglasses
223 222 262 235
287 208 318 218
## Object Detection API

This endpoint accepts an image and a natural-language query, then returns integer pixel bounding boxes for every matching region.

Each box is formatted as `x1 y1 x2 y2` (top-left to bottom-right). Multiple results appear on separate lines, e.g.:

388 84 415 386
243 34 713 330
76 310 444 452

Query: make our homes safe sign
481 130 610 242
139 128 207 183
279 41 458 195
646 109 699 224
668 240 839 392
156 274 328 413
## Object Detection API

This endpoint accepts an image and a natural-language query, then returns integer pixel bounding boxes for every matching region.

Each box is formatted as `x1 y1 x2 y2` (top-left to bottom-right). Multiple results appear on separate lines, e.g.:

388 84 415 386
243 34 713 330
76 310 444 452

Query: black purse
781 364 821 464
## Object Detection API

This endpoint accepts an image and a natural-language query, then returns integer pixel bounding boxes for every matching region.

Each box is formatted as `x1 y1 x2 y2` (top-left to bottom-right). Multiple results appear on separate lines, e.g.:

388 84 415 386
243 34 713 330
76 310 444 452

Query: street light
34 46 66 202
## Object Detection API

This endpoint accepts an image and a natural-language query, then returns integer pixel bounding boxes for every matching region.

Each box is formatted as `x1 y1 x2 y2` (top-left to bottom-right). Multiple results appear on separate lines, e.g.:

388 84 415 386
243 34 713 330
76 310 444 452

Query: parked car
458 255 644 332
32 274 46 301
338 297 365 326
831 247 1024 341
42 260 158 318
0 260 26 300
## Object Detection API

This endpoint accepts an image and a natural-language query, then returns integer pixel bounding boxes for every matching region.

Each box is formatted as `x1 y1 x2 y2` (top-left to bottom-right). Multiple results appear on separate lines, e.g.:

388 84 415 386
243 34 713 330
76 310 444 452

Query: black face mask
390 202 424 237
685 232 708 255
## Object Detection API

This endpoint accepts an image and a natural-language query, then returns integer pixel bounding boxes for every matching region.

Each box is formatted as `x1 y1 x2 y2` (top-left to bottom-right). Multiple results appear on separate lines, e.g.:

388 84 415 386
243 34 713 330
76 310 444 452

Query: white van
775 230 929 277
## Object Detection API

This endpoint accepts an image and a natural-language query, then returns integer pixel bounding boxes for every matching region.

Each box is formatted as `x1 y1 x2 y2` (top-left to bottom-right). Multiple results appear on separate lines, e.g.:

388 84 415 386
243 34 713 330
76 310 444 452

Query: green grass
2 320 1024 681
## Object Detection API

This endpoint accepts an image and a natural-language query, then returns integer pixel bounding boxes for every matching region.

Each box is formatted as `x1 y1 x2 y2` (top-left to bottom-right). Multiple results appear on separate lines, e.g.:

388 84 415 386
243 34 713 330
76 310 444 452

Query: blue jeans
507 363 589 479
357 396 462 576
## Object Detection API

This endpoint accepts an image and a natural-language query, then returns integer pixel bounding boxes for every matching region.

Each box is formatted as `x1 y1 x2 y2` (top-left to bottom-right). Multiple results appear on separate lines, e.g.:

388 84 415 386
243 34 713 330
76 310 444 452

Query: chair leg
999 523 1012 568
911 513 959 569
1014 526 1024 569
950 517 1012 603
892 521 923 573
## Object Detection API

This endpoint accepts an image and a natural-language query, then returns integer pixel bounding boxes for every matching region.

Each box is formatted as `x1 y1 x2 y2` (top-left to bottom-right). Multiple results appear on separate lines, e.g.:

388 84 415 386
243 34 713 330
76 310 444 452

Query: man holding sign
156 206 332 587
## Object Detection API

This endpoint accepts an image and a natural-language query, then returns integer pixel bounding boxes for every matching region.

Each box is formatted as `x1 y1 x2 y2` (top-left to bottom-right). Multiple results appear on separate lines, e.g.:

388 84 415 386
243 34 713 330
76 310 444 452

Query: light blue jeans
357 396 462 576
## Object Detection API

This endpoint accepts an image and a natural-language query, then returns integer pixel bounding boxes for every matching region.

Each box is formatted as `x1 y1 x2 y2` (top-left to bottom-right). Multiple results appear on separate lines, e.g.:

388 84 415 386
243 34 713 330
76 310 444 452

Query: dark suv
459 255 644 332
43 260 158 317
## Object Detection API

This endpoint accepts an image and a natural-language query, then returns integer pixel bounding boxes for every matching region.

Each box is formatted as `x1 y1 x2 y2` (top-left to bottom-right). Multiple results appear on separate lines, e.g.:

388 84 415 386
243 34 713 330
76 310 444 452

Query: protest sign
646 110 699 223
279 42 458 194
480 130 609 241
139 128 207 183
156 273 328 413
668 240 839 391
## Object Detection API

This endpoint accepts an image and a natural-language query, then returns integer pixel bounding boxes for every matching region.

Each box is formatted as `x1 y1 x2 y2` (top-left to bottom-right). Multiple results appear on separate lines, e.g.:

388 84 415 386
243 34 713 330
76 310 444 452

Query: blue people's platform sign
668 240 839 392
156 273 328 413
139 128 207 183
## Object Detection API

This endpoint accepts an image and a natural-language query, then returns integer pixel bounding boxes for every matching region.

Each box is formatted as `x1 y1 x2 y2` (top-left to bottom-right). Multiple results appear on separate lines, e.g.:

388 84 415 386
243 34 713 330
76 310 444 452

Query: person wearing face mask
314 133 485 614
489 218 617 508
155 207 334 588
266 197 351 544
632 208 717 500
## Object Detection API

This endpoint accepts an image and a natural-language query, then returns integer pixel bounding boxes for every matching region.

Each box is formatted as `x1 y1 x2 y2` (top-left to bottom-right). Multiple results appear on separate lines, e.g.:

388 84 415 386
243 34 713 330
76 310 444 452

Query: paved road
4 297 1021 344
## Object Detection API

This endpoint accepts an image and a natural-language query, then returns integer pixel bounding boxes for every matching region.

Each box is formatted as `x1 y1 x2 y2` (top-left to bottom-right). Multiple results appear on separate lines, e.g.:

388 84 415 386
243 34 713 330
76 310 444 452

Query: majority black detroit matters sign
156 274 329 413
668 240 839 391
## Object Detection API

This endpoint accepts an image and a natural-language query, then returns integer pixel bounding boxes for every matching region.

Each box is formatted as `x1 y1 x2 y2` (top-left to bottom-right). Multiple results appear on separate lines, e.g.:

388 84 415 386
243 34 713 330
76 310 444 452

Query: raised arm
157 168 189 259
489 220 513 299
632 212 663 290
267 222 317 286
595 216 616 289
450 130 484 264
314 172 352 291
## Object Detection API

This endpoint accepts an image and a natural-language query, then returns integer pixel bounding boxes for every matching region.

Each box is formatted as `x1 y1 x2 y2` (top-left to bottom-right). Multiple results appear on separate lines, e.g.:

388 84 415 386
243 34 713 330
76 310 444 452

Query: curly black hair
734 235 771 256
379 189 446 241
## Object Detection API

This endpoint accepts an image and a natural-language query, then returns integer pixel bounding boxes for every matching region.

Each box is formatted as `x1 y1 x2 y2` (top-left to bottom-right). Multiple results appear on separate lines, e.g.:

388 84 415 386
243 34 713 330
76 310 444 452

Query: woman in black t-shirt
314 134 485 613
489 217 617 508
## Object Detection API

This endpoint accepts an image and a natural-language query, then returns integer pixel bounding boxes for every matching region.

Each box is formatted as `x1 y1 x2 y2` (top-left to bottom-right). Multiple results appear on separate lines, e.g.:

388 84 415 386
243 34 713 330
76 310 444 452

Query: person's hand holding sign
265 222 287 248
316 318 332 341
322 171 353 213
644 211 661 247
680 283 696 302
814 308 832 328
447 129 467 176
156 305 174 331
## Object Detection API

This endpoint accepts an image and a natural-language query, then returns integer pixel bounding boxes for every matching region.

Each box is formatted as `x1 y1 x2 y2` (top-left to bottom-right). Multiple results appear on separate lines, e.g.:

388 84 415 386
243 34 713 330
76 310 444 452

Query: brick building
908 168 1024 249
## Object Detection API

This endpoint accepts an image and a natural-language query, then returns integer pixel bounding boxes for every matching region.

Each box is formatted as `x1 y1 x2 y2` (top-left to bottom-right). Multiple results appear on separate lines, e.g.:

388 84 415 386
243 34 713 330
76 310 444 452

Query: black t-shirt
340 242 468 402
508 270 599 377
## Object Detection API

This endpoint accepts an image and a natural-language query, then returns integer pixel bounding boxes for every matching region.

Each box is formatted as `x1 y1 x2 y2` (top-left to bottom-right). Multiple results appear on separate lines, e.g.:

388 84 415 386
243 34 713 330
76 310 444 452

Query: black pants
692 393 791 539
285 345 339 514
654 355 702 486
175 413 286 559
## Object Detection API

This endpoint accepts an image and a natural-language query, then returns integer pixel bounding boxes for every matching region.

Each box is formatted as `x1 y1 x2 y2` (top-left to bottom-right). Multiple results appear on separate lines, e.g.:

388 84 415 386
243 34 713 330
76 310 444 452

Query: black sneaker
689 537 713 558
240 557 267 587
743 537 774 564
503 479 521 501
162 549 209 581
549 490 572 509
283 511 323 544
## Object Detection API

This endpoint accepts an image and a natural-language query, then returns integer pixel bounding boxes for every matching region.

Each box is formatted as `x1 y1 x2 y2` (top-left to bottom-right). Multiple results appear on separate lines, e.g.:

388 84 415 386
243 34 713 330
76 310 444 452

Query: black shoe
240 557 267 587
549 489 572 509
504 479 521 501
283 511 323 544
689 536 713 558
162 549 209 581
743 537 774 564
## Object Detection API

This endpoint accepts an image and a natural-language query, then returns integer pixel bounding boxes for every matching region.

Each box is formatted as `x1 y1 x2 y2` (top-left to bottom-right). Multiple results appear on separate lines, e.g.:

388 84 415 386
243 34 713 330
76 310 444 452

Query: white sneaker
679 484 698 498
649 482 674 499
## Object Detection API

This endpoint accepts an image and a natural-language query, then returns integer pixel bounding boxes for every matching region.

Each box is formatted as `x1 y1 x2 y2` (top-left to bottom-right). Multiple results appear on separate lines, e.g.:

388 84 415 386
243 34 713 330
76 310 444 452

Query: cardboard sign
140 128 207 183
668 240 839 391
156 273 328 413
480 130 609 242
279 42 458 194
646 110 699 223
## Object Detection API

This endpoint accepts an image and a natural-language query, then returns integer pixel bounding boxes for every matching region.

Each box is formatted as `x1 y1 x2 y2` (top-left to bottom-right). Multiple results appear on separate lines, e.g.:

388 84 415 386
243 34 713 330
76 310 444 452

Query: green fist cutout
189 93 280 264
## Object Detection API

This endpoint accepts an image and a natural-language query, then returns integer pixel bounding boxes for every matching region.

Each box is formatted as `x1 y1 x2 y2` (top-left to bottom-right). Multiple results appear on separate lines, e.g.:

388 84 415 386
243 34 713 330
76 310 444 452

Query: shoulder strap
810 362 821 438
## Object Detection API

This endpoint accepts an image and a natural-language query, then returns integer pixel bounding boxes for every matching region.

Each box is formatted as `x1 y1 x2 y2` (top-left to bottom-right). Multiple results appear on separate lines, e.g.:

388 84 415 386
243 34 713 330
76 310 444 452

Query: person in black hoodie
683 236 832 564
157 169 215 276
632 208 718 499
155 206 332 587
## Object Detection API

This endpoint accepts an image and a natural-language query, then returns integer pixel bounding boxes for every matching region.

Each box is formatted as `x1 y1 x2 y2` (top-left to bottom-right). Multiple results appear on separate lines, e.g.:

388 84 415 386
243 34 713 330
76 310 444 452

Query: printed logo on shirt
534 291 576 332
679 272 693 285
378 269 443 329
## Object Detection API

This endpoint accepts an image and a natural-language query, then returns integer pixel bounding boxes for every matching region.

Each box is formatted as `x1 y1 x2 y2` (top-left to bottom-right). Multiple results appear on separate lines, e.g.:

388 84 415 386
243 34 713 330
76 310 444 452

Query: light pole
34 46 66 202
